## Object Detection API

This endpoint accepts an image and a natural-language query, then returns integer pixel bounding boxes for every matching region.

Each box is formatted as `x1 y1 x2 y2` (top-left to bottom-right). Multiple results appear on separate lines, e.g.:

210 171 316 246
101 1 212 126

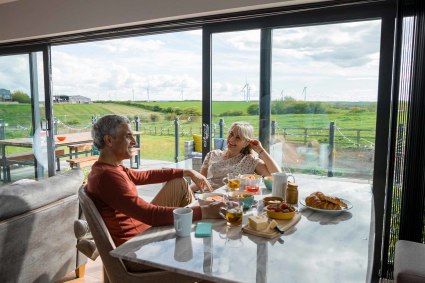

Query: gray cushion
0 169 84 221
395 240 425 283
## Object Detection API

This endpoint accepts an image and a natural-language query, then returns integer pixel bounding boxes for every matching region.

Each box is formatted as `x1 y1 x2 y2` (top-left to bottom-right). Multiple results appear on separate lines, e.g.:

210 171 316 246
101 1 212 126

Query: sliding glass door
206 21 382 180
0 47 55 183
203 5 394 280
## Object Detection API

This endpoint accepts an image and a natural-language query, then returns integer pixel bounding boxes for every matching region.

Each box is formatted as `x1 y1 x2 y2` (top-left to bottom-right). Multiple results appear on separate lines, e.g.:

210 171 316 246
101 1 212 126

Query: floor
56 257 104 283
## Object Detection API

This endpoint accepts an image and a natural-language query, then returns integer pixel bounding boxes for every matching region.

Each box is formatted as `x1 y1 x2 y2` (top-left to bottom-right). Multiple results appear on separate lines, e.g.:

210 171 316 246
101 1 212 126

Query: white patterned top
201 149 260 190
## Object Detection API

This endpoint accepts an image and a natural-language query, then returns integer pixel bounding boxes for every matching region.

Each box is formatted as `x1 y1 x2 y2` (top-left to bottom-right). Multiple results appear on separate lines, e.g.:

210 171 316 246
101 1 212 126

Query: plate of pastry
299 191 353 212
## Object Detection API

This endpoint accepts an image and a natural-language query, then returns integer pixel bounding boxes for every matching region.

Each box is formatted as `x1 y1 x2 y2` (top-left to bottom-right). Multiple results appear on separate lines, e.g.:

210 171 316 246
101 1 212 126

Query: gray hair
228 122 254 155
91 115 130 149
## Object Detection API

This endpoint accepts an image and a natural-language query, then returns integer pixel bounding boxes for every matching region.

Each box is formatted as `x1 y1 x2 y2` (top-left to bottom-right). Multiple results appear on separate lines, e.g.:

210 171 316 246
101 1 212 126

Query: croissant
320 201 341 210
305 195 322 208
323 195 347 208
311 191 326 201
305 192 343 210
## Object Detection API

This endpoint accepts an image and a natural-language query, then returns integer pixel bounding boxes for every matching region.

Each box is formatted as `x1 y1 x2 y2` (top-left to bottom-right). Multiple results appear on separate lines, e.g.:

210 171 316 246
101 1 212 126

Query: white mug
173 207 193 237
271 172 295 200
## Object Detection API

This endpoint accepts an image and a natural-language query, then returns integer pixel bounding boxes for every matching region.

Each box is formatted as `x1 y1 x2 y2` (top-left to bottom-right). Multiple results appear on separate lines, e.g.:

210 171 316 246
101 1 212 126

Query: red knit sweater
86 162 202 246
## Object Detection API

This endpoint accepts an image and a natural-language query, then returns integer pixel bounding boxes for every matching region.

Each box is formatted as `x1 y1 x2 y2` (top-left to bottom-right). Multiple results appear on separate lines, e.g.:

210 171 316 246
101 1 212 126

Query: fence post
219 118 224 138
328 122 335 177
213 123 217 138
53 117 58 135
271 120 276 136
304 128 308 144
356 130 360 148
0 119 5 140
91 115 97 125
174 118 180 163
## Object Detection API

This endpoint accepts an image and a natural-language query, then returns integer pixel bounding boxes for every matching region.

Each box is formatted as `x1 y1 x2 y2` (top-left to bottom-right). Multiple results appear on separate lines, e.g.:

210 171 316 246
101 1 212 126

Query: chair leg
75 263 86 278
103 267 111 283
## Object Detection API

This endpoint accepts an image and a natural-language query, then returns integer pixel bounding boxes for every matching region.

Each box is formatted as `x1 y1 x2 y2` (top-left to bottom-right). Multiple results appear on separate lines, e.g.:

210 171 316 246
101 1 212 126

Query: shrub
247 104 259 115
348 107 368 114
150 113 161 122
221 110 244 116
12 91 30 103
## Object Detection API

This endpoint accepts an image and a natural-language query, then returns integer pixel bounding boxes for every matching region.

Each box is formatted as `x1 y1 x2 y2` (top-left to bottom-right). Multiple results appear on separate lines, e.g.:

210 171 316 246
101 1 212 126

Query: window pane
211 30 261 138
52 30 202 168
271 20 381 180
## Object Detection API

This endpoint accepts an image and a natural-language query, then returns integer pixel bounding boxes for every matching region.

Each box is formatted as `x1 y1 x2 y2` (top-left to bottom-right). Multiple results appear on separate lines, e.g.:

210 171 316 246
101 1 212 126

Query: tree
12 91 30 103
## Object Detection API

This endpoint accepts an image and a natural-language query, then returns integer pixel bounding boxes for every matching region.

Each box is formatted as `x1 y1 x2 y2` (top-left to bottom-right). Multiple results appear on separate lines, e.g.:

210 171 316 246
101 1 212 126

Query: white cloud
1 20 382 102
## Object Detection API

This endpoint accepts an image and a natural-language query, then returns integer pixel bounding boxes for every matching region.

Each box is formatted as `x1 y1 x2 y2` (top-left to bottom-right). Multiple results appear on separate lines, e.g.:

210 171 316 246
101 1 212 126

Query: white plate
197 192 226 206
299 198 353 212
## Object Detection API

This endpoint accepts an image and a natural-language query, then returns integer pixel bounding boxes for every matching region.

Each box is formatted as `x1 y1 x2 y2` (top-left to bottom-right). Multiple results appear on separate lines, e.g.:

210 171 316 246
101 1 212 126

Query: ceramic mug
173 207 193 237
271 172 295 200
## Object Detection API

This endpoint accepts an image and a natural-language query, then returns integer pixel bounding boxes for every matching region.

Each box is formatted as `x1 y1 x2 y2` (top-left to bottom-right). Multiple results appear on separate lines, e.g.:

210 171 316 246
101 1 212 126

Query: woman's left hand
247 139 264 154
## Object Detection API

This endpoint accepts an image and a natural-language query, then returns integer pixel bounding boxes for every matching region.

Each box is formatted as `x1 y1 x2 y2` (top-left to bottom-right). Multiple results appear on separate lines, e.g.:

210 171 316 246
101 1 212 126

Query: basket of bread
303 191 351 211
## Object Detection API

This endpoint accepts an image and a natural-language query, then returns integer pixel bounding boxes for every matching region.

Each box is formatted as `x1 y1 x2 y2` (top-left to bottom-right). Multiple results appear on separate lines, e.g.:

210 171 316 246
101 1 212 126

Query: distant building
53 95 91 104
0 89 12 101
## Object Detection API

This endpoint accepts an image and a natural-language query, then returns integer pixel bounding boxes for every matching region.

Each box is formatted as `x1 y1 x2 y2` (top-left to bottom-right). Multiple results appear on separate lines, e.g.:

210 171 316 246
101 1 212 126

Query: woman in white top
192 121 281 191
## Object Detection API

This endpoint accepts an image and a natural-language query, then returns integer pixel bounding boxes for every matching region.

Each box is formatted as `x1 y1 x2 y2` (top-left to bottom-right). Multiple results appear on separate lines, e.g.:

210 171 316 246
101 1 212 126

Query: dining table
110 174 374 283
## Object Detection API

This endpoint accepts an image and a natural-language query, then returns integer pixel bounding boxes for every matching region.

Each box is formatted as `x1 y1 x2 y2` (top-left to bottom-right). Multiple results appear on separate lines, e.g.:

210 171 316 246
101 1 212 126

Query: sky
0 19 381 102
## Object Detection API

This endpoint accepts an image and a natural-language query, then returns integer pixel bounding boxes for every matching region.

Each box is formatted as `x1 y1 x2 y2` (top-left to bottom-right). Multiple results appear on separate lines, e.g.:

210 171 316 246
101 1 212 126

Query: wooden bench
4 149 65 181
66 148 141 169
67 143 93 159
66 155 99 169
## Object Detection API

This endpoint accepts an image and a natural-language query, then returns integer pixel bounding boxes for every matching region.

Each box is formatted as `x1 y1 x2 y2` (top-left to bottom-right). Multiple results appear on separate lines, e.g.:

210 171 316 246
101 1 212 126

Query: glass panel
271 20 381 181
51 30 202 170
0 52 47 184
211 30 261 141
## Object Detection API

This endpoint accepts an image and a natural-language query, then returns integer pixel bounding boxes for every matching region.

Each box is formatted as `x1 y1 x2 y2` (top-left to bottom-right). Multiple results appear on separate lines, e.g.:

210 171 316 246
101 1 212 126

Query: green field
0 101 377 160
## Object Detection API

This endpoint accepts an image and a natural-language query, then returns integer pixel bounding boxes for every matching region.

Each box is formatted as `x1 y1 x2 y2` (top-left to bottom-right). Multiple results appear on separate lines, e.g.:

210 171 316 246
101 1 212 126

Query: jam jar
286 182 299 205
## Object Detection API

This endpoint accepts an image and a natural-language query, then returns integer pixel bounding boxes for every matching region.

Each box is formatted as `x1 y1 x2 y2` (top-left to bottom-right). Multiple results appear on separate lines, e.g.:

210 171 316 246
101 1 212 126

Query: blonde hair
228 122 254 155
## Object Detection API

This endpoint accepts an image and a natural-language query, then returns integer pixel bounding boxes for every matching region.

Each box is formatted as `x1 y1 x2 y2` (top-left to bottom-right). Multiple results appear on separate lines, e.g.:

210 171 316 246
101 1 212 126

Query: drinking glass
219 200 243 227
245 177 261 193
223 173 240 191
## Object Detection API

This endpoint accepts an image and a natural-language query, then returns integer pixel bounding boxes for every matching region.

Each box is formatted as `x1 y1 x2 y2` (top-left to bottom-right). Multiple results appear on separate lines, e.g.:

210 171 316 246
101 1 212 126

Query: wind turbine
241 82 251 102
302 87 307 101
